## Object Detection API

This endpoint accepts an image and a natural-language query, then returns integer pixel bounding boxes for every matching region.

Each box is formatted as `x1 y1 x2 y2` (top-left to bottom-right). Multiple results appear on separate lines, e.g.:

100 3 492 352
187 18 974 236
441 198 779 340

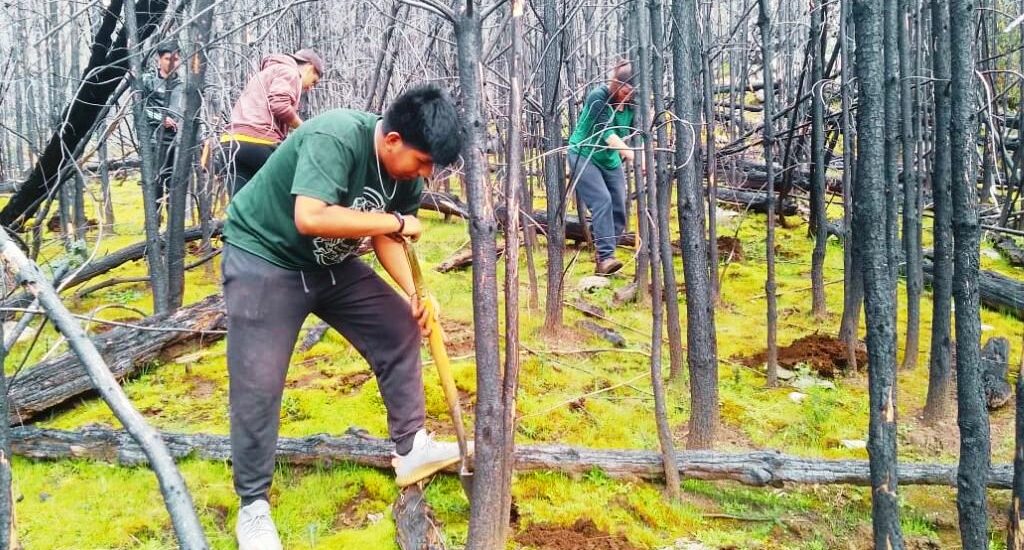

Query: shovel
403 239 474 500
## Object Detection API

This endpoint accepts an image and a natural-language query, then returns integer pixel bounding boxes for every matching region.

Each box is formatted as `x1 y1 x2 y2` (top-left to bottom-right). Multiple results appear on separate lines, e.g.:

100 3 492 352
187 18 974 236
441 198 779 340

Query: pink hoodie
226 54 303 143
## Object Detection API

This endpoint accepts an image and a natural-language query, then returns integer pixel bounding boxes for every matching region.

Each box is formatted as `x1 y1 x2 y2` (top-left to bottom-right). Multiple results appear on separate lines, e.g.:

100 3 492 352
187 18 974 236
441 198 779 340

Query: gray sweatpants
222 244 425 504
568 152 627 261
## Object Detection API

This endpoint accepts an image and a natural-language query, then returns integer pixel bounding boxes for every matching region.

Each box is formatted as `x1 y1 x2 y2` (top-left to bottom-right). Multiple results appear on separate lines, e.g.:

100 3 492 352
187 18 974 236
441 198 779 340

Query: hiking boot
392 429 463 487
595 257 624 276
235 499 282 550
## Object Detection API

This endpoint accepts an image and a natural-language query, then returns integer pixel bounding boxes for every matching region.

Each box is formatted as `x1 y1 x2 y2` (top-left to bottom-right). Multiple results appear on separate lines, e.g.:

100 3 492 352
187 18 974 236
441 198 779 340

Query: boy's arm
293 195 422 239
372 234 415 297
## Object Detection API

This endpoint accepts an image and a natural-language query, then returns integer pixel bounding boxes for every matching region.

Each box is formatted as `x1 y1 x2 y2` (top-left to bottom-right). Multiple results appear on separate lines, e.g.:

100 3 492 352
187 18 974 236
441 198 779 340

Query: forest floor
4 175 1023 549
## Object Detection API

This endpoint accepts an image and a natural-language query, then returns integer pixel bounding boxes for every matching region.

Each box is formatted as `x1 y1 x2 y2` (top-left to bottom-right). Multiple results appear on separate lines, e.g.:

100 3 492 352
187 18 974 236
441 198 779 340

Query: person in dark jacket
140 41 182 212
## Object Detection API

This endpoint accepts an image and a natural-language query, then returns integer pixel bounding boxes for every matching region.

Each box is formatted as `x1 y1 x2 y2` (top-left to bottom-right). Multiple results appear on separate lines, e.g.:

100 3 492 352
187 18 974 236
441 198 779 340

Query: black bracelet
391 211 405 234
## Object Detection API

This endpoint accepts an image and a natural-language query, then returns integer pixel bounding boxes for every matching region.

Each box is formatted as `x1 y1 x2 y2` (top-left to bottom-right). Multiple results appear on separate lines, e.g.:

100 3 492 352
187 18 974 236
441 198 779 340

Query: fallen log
419 190 468 220
717 188 800 216
922 259 1024 320
2 223 223 318
9 426 1016 489
436 242 506 273
577 320 626 348
7 294 226 425
63 222 223 290
299 321 331 353
990 233 1024 267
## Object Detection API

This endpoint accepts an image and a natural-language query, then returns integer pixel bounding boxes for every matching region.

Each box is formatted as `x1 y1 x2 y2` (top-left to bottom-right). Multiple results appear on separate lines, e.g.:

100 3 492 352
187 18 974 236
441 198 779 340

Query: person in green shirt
567 61 638 275
223 85 465 550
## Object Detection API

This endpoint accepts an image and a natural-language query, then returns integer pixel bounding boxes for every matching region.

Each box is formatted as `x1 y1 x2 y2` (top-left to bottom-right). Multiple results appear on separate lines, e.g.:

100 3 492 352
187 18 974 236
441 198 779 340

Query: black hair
383 85 463 167
156 41 179 56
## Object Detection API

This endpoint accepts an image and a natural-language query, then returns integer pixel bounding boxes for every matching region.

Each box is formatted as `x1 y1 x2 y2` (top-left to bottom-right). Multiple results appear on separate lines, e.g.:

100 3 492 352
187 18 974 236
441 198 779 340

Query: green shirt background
567 85 635 170
224 109 424 270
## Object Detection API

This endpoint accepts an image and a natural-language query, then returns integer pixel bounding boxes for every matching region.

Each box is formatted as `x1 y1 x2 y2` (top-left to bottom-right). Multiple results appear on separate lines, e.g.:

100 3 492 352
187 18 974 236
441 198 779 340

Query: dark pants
155 140 176 211
224 141 277 197
223 244 425 504
568 152 627 261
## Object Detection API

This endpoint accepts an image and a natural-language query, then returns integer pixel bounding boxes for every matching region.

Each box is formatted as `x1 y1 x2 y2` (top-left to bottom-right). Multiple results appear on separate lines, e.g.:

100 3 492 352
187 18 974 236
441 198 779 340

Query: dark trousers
155 140 176 211
568 152 627 261
222 244 425 504
224 141 277 197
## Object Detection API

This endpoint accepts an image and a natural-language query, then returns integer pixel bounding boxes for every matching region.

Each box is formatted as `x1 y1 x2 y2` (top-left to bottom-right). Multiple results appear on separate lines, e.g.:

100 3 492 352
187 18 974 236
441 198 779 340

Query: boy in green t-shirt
567 61 638 275
223 86 464 550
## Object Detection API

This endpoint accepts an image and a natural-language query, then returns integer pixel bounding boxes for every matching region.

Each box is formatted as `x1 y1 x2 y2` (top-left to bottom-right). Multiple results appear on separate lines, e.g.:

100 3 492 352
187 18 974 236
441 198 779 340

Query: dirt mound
516 519 640 550
717 236 744 262
739 333 866 378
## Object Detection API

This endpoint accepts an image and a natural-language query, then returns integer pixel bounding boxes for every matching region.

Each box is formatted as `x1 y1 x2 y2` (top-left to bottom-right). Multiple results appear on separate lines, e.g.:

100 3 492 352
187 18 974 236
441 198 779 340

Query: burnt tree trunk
809 0 828 319
673 0 719 449
852 0 905 546
649 0 684 383
839 0 864 370
166 0 214 310
542 0 566 331
1010 362 1024 549
951 0 989 544
454 2 505 547
636 0 680 499
757 0 780 387
923 0 954 425
900 0 922 370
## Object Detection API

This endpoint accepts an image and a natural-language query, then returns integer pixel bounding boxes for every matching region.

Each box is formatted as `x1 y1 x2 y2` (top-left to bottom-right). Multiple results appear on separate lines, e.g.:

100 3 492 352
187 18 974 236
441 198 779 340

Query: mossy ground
3 176 1021 549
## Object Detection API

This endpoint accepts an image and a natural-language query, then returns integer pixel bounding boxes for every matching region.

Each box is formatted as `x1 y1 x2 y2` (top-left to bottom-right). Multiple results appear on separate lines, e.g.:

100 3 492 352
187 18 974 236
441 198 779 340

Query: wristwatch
391 211 405 234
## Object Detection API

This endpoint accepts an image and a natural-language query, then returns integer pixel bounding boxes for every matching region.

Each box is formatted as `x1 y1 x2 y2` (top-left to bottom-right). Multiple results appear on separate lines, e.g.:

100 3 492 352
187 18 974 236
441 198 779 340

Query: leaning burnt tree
0 0 168 230
852 0 904 546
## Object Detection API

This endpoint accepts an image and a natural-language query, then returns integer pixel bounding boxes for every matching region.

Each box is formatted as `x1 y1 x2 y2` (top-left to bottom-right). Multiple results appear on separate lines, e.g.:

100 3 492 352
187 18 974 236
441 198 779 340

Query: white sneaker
392 429 464 487
235 499 282 550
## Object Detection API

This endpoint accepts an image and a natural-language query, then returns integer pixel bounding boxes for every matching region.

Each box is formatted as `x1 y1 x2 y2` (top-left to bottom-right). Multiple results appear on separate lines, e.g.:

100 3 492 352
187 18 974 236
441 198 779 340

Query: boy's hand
409 293 432 337
399 215 424 241
619 148 635 163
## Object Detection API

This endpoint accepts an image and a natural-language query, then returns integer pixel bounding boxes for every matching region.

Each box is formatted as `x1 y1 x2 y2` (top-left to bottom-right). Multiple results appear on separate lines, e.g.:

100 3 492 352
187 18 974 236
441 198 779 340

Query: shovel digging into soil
403 239 474 500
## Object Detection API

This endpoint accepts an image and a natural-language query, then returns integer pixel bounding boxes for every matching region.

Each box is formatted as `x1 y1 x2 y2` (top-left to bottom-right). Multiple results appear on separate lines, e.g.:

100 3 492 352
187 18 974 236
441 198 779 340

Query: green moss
8 178 1022 547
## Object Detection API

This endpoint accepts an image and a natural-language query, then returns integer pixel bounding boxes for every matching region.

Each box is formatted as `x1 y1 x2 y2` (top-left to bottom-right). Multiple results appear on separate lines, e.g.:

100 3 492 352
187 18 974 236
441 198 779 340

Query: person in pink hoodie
221 49 323 196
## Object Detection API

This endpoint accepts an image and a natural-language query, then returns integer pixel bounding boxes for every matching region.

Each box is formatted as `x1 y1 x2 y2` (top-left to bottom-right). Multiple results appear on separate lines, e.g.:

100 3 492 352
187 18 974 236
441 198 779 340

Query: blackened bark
636 0 680 498
810 0 828 319
1010 364 1024 549
950 0 989 544
923 0 954 425
167 0 214 310
499 0 526 537
899 0 921 370
839 0 864 369
757 0 780 387
672 0 719 449
649 0 684 383
123 0 170 313
542 0 566 330
455 4 505 548
852 0 905 546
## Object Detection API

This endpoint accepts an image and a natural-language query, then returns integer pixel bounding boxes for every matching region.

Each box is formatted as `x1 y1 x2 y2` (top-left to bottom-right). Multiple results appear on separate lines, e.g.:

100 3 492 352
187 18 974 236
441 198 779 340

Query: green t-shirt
224 109 423 270
568 85 635 170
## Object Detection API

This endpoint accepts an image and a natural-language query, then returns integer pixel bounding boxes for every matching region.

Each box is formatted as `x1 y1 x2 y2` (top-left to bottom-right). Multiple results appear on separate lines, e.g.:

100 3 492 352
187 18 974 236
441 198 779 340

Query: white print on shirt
311 186 390 265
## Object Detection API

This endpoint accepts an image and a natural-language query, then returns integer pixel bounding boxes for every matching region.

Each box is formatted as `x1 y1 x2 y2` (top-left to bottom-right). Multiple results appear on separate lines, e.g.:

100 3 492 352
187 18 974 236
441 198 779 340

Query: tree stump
983 337 1012 410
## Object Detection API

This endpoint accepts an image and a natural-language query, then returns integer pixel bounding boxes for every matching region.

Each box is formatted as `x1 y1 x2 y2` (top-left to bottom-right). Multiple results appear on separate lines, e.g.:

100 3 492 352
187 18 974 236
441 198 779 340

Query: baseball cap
292 49 325 76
